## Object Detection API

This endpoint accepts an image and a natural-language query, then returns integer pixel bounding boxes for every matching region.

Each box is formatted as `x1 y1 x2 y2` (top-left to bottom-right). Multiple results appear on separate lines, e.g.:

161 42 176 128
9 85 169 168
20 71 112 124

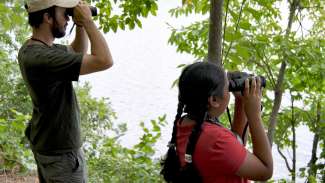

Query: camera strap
227 104 264 144
227 106 248 144
69 23 76 35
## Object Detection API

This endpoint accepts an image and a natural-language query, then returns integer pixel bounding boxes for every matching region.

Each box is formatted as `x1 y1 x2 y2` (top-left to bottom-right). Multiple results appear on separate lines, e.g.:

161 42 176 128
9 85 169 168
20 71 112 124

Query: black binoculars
228 72 266 92
66 6 98 17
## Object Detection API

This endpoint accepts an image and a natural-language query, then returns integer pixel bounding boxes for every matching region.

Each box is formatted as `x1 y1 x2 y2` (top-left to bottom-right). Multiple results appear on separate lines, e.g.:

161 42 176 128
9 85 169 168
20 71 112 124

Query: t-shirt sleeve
27 45 83 81
208 128 247 175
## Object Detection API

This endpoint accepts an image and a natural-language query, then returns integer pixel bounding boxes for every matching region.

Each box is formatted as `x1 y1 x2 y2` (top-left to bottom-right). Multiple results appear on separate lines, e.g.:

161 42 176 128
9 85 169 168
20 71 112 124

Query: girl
161 62 273 183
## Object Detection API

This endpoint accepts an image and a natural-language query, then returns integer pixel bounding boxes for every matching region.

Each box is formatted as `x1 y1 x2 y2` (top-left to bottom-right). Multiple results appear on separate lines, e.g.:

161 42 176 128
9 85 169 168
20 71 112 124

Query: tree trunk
307 101 321 182
291 97 296 182
207 0 223 66
307 133 319 182
267 0 300 146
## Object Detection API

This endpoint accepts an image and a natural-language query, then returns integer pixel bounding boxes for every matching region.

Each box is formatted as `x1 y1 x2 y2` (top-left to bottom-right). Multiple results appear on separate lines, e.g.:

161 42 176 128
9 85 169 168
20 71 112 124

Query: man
18 0 113 182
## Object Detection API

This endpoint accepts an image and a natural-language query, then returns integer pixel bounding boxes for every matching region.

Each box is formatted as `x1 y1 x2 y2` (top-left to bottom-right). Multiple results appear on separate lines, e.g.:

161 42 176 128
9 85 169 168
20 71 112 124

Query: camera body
66 6 98 17
228 71 266 92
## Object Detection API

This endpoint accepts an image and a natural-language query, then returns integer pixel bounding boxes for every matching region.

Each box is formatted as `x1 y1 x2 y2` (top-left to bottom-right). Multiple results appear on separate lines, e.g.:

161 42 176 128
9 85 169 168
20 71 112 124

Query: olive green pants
33 149 87 183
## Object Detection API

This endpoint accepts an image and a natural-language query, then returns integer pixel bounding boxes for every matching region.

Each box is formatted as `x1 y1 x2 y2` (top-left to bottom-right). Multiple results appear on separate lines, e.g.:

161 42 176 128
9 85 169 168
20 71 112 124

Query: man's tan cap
26 0 79 13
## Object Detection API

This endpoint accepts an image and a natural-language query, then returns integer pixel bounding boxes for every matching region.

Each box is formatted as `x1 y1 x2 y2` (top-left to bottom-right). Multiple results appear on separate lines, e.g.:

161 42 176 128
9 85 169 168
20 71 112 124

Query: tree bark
307 133 319 182
307 101 320 182
267 0 300 146
291 97 296 182
208 0 223 66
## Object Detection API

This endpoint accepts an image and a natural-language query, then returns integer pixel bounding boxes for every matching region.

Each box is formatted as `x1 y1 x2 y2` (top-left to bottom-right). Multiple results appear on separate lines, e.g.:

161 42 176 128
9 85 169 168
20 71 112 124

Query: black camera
228 71 266 92
66 6 98 17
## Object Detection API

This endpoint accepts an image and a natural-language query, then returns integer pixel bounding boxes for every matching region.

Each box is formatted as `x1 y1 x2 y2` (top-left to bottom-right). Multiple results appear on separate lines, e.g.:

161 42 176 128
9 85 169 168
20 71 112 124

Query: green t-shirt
18 42 83 154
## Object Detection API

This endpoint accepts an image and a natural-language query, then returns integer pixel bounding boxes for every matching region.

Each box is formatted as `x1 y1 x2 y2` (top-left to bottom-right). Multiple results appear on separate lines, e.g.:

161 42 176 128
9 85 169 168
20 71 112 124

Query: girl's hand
243 77 262 120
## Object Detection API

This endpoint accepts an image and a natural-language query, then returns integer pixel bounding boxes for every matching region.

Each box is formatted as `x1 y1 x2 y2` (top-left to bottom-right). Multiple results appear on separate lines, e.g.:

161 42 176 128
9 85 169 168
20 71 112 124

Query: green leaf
256 35 269 42
239 21 251 30
246 7 262 21
135 19 142 28
225 31 242 42
235 45 250 59
129 21 135 29
0 125 6 133
119 22 125 30
171 78 179 88
177 64 186 68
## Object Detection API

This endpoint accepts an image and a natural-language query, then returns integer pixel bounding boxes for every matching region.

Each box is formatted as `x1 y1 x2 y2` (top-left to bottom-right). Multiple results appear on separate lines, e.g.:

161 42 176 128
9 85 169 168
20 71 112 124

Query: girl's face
220 75 230 111
208 73 230 117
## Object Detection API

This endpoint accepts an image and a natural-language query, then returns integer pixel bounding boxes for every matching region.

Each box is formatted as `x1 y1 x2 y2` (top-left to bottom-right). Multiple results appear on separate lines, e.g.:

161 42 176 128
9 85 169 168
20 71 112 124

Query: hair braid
170 98 184 144
177 104 207 183
160 100 184 182
161 62 226 183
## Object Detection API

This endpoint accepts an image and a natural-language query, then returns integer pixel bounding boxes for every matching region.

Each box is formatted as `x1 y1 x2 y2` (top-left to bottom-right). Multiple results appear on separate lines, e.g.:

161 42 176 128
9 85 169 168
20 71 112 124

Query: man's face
51 7 70 38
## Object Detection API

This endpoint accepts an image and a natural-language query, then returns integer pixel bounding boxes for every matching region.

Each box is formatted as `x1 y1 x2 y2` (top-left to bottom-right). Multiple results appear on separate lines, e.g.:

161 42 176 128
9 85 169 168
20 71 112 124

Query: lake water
77 1 318 182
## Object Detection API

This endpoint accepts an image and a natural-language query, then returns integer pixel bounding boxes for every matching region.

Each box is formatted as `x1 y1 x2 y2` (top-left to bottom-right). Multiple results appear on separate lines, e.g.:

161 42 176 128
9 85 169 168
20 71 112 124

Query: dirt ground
0 173 38 183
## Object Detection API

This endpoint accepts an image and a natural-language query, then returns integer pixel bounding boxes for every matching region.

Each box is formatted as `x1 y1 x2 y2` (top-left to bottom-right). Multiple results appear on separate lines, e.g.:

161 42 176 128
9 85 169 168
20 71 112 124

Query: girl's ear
208 96 220 108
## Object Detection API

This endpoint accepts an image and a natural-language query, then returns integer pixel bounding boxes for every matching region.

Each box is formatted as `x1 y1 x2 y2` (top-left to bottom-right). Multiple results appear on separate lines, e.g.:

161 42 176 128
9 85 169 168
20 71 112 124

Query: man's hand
72 1 92 26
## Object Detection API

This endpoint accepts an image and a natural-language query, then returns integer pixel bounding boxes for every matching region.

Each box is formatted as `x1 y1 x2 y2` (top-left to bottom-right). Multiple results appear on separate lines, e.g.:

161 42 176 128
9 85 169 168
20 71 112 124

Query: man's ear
43 12 53 25
208 96 220 108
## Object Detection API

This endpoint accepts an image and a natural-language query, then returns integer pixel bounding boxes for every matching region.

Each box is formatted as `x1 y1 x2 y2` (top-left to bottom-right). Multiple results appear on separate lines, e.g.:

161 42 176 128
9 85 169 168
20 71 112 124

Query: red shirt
177 121 248 183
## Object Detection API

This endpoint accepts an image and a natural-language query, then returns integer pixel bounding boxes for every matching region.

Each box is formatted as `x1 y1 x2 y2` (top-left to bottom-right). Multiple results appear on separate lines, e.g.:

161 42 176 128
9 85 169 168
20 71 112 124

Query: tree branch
259 47 277 88
297 9 304 38
277 145 293 172
222 0 230 62
223 0 246 63
267 0 300 147
251 43 277 89
307 101 321 181
290 93 296 182
301 5 324 9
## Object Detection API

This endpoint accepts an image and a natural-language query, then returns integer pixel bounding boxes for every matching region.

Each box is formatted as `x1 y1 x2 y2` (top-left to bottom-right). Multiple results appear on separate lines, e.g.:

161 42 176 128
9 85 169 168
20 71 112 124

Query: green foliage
87 115 167 183
91 0 158 32
274 108 296 148
0 0 34 173
75 83 121 143
75 84 168 182
0 0 31 115
0 110 34 172
168 20 209 59
169 0 210 17
0 1 29 52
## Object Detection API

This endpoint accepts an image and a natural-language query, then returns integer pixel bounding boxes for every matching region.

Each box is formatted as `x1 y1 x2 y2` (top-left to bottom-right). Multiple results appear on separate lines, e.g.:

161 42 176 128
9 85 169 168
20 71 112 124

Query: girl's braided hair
161 62 226 183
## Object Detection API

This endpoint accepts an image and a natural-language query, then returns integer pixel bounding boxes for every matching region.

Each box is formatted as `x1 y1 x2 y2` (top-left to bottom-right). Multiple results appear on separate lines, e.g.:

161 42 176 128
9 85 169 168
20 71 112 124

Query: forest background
0 0 324 182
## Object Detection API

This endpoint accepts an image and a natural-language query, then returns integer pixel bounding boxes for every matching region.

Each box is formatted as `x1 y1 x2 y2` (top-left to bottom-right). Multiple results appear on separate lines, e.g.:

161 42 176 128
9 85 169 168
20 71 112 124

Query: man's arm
73 2 113 75
70 26 88 53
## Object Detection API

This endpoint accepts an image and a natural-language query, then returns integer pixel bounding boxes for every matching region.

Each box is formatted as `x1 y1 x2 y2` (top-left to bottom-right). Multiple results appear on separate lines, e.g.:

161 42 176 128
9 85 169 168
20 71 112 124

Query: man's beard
51 21 66 38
